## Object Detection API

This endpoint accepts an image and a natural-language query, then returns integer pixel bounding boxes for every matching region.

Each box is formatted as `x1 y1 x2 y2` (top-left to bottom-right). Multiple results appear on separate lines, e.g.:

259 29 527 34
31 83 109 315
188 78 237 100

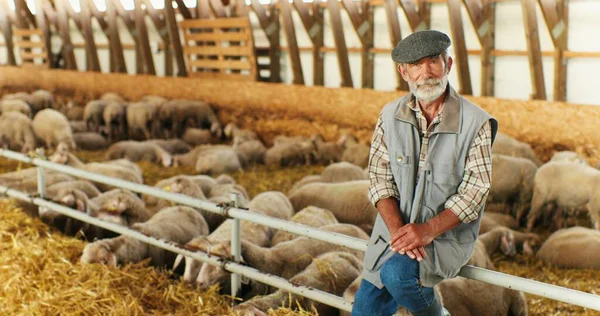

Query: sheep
81 206 208 268
271 206 338 246
287 175 323 196
479 212 518 234
208 183 250 205
43 188 98 237
215 174 236 185
288 180 378 234
91 188 143 209
65 101 84 121
265 139 316 167
173 144 229 167
340 277 413 316
182 128 217 147
233 139 266 166
550 151 588 165
310 133 344 165
30 89 54 114
105 140 173 167
32 109 76 150
195 146 242 176
188 175 218 197
194 223 368 294
73 132 108 150
1 99 32 117
469 227 516 269
488 154 537 224
223 122 258 144
172 100 221 138
338 133 370 168
492 132 541 166
100 92 125 103
0 111 38 152
47 180 102 199
2 92 34 106
436 278 527 316
247 191 294 222
102 101 128 142
536 227 600 269
126 101 160 140
320 161 368 183
234 252 362 316
94 189 151 226
526 162 600 231
12 172 74 194
140 95 167 106
69 121 88 133
83 100 106 132
148 139 191 155
49 144 143 191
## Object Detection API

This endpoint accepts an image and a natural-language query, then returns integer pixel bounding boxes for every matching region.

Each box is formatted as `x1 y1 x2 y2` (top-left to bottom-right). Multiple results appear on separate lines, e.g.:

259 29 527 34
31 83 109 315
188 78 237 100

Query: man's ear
397 64 409 82
446 56 453 74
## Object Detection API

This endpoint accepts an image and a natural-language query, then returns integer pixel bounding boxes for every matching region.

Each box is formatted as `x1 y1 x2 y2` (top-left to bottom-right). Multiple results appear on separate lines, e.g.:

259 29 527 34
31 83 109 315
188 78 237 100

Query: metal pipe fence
0 148 599 312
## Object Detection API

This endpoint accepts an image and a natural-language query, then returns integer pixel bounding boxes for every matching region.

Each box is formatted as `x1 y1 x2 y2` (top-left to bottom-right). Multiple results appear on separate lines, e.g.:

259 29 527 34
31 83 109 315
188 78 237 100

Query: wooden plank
398 0 426 31
63 0 83 30
106 0 127 73
12 29 43 36
293 0 324 85
134 0 156 75
142 0 171 76
174 0 193 19
189 71 255 81
447 0 472 95
479 0 495 97
184 45 251 56
165 0 187 76
80 0 101 71
183 32 250 42
14 41 45 48
189 59 252 70
461 0 484 29
42 0 58 30
280 0 304 85
207 0 228 17
181 17 252 29
328 0 353 87
0 2 17 66
553 0 568 101
249 0 281 82
88 1 109 33
14 0 36 28
383 0 407 90
521 0 546 100
55 0 77 69
20 52 48 60
196 0 212 19
360 0 374 89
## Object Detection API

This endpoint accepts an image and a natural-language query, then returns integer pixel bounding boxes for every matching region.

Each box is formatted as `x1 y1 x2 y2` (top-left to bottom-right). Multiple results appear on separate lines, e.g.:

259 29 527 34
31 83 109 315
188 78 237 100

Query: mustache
416 78 443 87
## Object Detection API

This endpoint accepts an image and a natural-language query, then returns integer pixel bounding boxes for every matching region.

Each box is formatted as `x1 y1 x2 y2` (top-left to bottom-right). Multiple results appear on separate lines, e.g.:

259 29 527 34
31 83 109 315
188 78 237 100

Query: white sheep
492 132 541 166
81 206 208 268
287 175 323 196
234 252 362 315
224 122 258 144
182 128 217 147
195 146 242 176
32 109 76 150
44 188 98 237
233 139 266 166
550 151 588 165
321 161 368 183
265 138 316 167
69 121 88 133
338 133 370 168
271 206 338 246
47 180 102 199
288 180 378 234
0 111 38 152
105 140 173 167
126 101 160 140
479 212 518 234
30 89 54 114
73 132 108 151
148 139 191 155
94 189 152 227
526 162 600 231
172 144 230 167
310 133 344 165
100 92 126 103
83 100 106 132
1 99 32 117
536 227 600 269
103 101 128 143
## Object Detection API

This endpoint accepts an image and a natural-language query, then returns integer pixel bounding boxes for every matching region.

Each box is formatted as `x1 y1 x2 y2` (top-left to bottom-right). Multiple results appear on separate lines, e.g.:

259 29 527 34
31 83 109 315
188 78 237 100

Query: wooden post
280 0 304 85
250 0 281 82
34 0 52 67
398 0 429 32
521 0 546 100
174 0 193 19
80 0 101 71
537 0 568 101
383 0 407 90
293 0 324 85
165 0 187 76
106 0 127 73
0 1 17 65
134 0 156 75
341 0 374 88
42 0 59 31
447 0 472 95
55 0 77 69
327 0 352 87
142 0 172 76
14 0 36 28
461 0 495 96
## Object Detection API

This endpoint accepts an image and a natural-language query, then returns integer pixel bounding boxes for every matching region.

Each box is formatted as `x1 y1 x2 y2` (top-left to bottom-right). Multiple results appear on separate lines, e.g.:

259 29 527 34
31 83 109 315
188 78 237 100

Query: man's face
398 54 453 103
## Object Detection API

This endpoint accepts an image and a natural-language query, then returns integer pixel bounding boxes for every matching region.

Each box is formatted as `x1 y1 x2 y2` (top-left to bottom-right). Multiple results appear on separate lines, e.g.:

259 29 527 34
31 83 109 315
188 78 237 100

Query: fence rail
0 148 599 313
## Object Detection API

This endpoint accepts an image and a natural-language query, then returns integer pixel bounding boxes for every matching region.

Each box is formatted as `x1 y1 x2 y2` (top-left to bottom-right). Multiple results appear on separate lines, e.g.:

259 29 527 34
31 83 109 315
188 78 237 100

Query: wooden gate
13 28 50 67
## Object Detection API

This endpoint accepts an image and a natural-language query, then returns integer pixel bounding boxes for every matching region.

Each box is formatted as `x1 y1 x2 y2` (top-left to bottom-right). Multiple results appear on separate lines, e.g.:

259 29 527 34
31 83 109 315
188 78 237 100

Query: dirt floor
0 151 599 315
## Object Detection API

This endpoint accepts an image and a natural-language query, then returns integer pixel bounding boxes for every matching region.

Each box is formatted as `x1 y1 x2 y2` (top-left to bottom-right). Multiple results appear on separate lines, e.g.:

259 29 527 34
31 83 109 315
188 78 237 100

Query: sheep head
80 241 118 267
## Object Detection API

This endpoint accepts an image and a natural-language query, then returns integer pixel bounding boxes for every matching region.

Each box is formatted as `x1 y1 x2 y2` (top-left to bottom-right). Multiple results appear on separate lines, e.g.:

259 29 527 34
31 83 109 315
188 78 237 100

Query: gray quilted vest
361 87 498 288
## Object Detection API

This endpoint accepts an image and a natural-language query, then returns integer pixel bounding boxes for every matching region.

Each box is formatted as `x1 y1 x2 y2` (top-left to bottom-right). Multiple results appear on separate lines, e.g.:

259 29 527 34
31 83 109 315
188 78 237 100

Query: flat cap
391 30 451 64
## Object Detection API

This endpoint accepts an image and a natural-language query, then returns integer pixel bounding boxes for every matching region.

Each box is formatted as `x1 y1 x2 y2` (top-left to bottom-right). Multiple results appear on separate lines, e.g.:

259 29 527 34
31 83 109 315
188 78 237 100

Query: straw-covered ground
0 151 599 315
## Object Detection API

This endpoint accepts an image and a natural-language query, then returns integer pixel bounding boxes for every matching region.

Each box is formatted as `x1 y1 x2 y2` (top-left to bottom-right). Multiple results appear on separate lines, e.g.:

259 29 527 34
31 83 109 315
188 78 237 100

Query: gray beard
408 76 448 103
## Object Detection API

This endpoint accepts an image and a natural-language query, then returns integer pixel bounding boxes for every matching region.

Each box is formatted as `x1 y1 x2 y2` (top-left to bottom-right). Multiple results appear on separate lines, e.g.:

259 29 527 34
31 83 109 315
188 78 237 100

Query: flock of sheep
1 89 599 315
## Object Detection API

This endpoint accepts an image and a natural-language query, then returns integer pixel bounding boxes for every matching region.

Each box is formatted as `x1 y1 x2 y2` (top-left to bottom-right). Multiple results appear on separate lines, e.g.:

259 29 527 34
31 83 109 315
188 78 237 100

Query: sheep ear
522 241 534 255
76 199 86 212
107 238 126 252
500 232 515 256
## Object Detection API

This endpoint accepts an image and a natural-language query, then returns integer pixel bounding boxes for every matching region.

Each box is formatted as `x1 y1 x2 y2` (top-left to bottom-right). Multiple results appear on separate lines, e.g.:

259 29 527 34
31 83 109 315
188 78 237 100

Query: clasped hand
390 222 435 262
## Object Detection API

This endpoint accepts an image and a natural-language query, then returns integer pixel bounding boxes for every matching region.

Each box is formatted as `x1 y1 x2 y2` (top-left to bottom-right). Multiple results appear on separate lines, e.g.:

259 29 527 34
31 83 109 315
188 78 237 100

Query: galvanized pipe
230 193 241 300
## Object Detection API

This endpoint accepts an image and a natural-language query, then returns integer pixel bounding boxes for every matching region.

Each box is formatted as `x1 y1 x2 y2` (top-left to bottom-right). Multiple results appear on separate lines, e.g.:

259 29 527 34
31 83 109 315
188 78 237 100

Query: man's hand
390 222 435 258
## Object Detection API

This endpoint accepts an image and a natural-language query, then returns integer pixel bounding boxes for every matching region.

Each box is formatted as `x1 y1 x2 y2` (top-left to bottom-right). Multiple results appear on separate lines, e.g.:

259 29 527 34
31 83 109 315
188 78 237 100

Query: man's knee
380 253 419 284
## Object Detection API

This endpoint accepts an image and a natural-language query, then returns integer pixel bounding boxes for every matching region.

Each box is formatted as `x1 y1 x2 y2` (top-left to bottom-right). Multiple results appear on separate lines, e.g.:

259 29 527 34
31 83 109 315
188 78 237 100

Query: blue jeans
352 253 443 316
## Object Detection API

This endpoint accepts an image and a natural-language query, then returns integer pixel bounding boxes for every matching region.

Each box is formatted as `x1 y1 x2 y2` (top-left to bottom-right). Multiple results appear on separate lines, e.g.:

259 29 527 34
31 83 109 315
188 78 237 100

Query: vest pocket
364 235 391 271
426 170 462 212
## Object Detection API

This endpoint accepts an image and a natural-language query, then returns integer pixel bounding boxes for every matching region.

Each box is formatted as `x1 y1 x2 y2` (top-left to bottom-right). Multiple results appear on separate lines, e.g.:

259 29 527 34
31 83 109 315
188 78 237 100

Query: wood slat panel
189 71 255 81
13 28 43 36
20 52 48 60
184 45 251 56
183 32 249 42
189 59 252 70
180 17 251 29
14 41 45 48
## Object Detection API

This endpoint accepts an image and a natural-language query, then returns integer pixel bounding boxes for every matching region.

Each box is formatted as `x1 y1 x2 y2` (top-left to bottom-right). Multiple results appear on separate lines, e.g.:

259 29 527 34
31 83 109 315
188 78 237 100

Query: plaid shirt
367 99 493 223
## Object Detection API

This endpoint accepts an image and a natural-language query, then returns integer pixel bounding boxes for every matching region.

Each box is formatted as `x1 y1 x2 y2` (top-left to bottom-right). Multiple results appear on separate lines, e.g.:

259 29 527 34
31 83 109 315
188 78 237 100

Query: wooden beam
293 0 323 85
14 0 37 28
327 0 353 87
196 0 212 18
383 0 407 90
521 0 546 100
80 0 101 71
55 0 77 69
34 0 52 67
63 0 83 30
537 0 568 101
250 0 281 82
165 0 187 76
134 0 156 75
398 0 428 31
142 0 172 76
447 0 472 95
0 1 17 65
479 0 496 97
341 0 373 88
280 0 304 85
42 0 58 30
88 1 109 34
174 0 193 19
106 0 127 73
207 0 228 17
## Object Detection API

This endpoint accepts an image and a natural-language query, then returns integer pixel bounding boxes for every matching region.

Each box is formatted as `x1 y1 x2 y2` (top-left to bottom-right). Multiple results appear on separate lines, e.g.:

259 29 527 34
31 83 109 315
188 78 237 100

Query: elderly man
352 30 498 315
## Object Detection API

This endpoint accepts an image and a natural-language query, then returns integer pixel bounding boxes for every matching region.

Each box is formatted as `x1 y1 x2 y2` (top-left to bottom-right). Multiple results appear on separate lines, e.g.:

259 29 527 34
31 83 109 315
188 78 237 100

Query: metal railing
0 148 599 313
